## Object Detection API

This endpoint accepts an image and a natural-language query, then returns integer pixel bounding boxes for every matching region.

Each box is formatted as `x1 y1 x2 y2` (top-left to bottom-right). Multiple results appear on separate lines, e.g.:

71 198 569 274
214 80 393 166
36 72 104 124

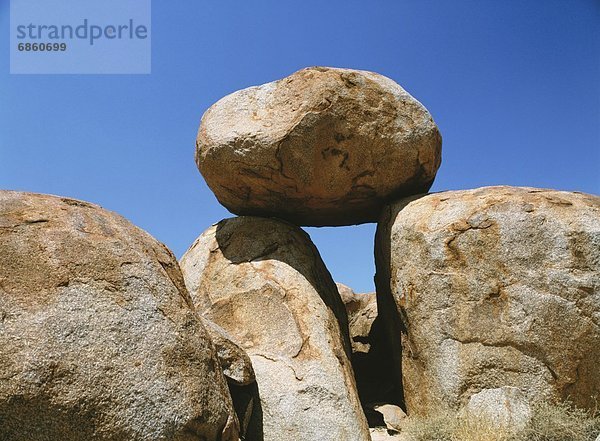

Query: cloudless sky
1 0 599 292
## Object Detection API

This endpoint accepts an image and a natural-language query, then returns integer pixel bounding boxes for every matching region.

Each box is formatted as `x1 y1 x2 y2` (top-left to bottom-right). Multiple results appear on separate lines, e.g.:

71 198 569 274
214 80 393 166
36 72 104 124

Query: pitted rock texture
465 386 532 431
196 66 442 226
180 216 370 441
375 186 600 416
0 191 238 441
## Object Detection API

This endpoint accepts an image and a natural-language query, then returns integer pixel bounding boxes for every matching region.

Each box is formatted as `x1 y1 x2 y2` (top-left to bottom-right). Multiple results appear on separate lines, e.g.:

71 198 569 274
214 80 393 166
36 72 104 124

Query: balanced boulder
180 216 370 441
196 66 442 226
375 186 600 415
0 191 238 441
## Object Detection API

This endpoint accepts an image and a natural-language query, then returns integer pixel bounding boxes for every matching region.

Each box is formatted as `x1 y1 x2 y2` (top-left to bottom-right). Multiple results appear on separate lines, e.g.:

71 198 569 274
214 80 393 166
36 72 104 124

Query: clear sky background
1 0 598 292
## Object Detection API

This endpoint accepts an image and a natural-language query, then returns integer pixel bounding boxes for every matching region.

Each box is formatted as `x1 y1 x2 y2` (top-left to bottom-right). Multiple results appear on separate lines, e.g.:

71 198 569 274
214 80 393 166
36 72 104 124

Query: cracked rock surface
203 318 255 387
338 283 401 425
375 186 600 416
337 283 377 355
180 216 370 441
0 191 238 441
202 318 256 439
196 66 442 226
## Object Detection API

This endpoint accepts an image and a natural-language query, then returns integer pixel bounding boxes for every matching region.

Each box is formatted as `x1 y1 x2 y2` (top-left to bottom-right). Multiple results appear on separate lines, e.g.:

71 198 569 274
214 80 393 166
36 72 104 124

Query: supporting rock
376 186 600 416
180 216 370 441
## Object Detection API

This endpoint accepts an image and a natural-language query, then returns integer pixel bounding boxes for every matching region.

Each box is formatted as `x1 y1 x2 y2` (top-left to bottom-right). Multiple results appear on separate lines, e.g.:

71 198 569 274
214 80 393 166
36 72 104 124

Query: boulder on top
375 186 600 416
180 216 370 441
196 66 442 226
0 191 238 441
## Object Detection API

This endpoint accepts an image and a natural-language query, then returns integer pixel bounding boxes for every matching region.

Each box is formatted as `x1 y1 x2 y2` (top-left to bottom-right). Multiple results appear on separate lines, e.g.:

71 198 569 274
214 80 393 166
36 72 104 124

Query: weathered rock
338 283 401 426
375 186 600 416
370 427 412 441
196 66 442 226
203 318 256 440
464 387 531 431
338 283 378 354
0 191 238 441
228 383 257 441
373 404 407 433
180 216 370 441
204 318 255 386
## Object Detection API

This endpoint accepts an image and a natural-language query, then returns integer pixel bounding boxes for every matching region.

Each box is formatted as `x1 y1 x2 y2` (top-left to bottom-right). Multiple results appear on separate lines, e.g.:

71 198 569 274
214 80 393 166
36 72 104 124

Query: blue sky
1 0 598 292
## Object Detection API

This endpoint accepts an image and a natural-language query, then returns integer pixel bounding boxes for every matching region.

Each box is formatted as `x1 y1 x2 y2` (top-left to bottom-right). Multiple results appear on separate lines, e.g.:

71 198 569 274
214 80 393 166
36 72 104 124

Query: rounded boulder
0 191 238 441
196 66 442 226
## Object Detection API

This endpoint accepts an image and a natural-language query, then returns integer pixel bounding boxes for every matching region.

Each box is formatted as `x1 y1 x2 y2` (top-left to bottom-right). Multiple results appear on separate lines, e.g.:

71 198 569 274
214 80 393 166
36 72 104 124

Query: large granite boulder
375 186 600 416
180 216 370 441
0 191 238 441
196 66 442 226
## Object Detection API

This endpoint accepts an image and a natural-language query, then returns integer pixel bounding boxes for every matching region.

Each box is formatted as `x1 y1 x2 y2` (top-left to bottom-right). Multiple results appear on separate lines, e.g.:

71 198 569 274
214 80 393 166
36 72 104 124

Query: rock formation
369 428 411 441
337 283 378 354
373 404 407 433
6 64 597 440
338 283 401 426
464 386 532 431
375 186 600 416
202 317 258 439
180 216 370 441
204 318 255 386
203 318 257 439
196 66 442 226
0 191 238 441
